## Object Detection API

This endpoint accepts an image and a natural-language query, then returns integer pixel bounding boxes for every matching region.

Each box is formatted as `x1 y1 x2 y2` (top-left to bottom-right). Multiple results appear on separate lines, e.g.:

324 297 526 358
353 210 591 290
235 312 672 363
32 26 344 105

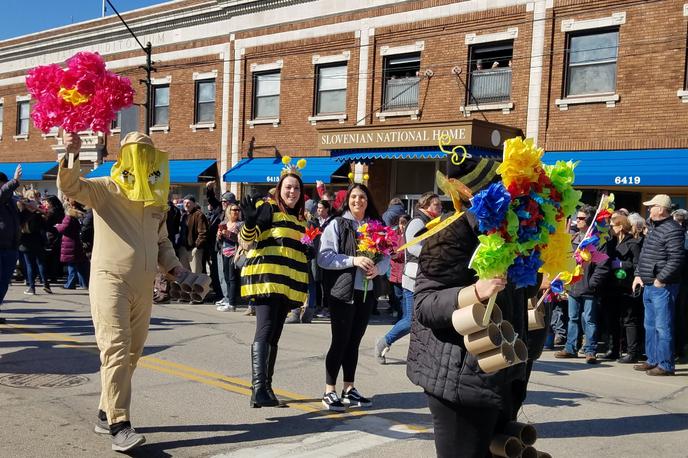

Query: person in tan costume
58 131 190 452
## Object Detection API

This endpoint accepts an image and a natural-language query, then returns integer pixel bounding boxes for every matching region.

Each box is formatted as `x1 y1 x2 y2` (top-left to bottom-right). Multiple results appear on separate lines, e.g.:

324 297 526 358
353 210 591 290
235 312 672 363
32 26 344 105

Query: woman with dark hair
318 183 391 411
606 212 644 363
18 198 51 295
42 195 65 283
240 170 309 408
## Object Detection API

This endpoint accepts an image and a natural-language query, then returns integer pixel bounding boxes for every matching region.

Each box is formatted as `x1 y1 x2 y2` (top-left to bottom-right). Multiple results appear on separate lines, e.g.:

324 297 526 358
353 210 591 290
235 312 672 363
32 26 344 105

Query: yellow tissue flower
58 87 90 106
281 155 291 165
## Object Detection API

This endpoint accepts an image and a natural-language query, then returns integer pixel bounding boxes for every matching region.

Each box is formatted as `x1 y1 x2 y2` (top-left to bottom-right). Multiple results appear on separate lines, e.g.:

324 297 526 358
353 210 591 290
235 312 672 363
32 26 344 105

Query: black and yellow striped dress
239 200 308 309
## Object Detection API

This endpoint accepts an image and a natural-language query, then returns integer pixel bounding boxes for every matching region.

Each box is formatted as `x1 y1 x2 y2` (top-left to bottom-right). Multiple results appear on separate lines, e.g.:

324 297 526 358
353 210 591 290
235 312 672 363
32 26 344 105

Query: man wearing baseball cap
632 194 685 376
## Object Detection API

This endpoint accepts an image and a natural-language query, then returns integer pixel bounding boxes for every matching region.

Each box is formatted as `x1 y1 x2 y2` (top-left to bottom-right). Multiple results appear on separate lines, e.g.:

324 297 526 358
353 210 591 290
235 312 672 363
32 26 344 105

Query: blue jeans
65 262 89 289
565 295 598 355
384 288 414 345
21 251 48 289
0 249 18 307
643 284 679 372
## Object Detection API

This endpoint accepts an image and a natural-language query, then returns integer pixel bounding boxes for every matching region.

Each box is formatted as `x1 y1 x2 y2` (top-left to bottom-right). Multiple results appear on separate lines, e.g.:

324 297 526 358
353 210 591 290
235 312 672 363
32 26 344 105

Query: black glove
241 194 258 229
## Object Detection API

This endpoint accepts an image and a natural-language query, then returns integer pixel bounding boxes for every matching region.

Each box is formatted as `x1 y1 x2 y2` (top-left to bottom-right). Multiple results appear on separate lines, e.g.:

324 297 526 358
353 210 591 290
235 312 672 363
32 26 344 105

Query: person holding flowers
239 157 309 408
318 183 392 411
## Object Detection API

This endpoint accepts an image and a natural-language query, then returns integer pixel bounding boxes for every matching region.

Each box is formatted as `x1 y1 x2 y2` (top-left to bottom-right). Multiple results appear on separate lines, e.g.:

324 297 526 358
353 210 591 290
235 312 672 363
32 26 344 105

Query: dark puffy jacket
569 231 611 298
406 211 530 410
55 212 87 264
382 202 405 227
0 179 21 250
636 217 685 284
606 235 642 294
18 209 47 254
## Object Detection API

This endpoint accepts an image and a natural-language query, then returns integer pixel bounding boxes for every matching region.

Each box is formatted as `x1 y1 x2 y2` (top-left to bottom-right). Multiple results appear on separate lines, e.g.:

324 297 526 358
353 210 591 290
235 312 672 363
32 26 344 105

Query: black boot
265 344 279 404
250 342 279 408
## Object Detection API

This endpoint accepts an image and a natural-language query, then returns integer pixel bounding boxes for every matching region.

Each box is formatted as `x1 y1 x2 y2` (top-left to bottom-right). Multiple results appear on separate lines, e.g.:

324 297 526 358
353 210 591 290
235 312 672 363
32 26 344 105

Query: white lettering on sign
266 176 280 183
320 127 468 148
614 176 641 185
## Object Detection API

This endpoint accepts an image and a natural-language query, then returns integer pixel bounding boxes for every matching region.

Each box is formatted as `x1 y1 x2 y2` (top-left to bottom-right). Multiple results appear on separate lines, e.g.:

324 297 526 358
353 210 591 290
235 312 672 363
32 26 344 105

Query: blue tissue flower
508 251 543 288
468 182 511 233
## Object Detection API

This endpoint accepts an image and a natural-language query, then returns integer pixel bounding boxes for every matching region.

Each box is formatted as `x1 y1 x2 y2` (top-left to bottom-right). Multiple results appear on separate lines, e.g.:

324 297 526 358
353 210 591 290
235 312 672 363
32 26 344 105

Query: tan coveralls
57 157 181 424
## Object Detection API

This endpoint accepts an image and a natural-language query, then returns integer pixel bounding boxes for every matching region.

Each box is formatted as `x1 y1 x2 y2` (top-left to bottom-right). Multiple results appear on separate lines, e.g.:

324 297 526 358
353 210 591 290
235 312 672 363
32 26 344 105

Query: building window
468 42 513 104
253 71 281 119
153 85 170 126
195 79 216 123
315 64 347 114
16 101 30 135
112 110 121 130
382 53 420 110
565 29 619 97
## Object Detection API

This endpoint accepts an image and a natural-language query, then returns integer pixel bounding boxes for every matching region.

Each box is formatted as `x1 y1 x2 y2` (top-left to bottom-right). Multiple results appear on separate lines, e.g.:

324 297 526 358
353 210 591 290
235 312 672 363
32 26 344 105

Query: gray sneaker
374 337 390 364
94 417 109 435
111 426 146 452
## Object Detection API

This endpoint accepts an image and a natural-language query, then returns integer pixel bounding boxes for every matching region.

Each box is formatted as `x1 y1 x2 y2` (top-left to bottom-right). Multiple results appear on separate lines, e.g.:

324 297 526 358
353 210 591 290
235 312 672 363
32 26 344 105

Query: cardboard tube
464 323 502 355
190 292 204 303
180 272 197 293
536 451 552 458
528 307 545 330
192 274 212 294
490 304 503 325
513 339 529 364
489 434 523 458
169 282 181 299
478 343 515 373
520 446 538 458
457 285 484 309
452 302 487 335
179 290 191 302
504 421 537 446
174 270 190 286
499 321 516 344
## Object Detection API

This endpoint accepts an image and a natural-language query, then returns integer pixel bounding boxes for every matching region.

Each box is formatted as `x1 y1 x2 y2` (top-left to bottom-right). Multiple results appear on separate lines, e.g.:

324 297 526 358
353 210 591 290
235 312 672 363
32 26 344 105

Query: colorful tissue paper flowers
26 52 134 134
468 182 511 233
300 226 321 246
356 220 399 300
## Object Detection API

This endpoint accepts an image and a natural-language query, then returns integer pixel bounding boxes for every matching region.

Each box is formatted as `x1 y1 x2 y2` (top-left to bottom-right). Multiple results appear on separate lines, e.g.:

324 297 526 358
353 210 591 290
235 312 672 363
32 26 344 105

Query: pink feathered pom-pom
25 52 134 134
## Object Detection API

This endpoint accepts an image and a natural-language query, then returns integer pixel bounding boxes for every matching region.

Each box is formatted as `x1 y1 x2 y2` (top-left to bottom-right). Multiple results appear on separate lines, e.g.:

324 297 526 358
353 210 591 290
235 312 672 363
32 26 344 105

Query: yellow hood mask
111 140 169 209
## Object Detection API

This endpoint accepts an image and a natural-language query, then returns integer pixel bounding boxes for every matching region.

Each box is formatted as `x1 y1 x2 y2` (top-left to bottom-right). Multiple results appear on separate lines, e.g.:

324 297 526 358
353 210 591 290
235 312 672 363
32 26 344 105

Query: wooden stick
482 293 497 326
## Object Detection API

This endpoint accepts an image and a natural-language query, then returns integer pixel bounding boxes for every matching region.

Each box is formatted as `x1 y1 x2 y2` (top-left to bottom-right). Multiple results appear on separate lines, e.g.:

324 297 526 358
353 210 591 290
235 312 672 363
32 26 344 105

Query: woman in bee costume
239 157 309 408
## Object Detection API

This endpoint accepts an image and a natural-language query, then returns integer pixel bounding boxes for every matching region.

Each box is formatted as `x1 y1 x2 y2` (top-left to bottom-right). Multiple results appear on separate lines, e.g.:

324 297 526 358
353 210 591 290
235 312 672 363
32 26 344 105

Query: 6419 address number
614 176 641 185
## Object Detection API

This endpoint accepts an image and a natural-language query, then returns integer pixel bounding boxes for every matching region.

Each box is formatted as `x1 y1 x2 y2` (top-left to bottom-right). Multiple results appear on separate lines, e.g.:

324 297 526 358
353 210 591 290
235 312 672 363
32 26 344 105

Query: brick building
1 0 687 211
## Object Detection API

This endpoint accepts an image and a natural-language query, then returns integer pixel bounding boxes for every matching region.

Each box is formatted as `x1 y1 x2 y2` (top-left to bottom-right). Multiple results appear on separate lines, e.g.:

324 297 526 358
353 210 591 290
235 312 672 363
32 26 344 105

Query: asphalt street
0 285 686 457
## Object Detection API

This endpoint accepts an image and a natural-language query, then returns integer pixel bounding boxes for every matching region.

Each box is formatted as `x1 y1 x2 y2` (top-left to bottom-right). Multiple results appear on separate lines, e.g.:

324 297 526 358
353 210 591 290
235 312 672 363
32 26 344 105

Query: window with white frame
315 64 347 114
468 42 513 104
565 29 619 97
195 79 216 124
382 53 421 110
16 101 30 135
253 71 280 119
153 85 170 126
112 110 122 130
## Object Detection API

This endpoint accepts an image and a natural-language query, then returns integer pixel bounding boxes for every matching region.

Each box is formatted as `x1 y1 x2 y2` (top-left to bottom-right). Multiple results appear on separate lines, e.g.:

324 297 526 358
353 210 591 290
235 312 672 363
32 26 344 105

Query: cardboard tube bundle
477 342 515 372
489 434 522 458
452 302 488 335
464 323 502 354
180 273 196 293
504 422 537 447
490 423 545 458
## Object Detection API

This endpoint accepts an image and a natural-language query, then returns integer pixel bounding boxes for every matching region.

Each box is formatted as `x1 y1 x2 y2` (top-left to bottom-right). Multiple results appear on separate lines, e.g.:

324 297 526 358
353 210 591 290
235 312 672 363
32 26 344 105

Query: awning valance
543 149 688 187
330 147 502 162
87 159 217 183
0 162 58 181
223 157 347 184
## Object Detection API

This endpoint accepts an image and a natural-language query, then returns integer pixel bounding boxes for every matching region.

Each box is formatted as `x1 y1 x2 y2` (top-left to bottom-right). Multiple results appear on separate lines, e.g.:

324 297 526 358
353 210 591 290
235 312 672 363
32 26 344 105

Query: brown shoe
554 350 577 359
633 362 656 371
585 353 598 364
646 367 674 376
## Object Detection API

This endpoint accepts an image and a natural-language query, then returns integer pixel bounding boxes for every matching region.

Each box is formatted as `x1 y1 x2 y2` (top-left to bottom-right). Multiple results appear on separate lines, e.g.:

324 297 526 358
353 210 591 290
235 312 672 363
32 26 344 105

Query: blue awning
87 159 217 183
0 162 58 181
330 147 502 162
223 157 346 184
543 149 688 187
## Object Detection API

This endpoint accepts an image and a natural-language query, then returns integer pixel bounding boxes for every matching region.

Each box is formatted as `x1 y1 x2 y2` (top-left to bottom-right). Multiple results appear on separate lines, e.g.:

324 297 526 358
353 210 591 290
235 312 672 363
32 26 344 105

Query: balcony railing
468 68 512 104
383 76 420 110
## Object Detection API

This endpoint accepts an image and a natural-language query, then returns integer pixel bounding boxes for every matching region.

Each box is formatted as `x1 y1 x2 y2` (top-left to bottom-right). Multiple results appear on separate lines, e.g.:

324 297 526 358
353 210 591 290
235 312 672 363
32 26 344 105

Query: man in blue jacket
0 165 22 323
632 194 685 376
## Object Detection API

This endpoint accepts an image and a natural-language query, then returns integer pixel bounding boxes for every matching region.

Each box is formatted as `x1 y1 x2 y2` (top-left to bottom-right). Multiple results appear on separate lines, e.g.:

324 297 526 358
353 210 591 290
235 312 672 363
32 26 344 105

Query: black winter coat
406 211 531 410
636 217 685 284
606 235 642 294
0 179 20 250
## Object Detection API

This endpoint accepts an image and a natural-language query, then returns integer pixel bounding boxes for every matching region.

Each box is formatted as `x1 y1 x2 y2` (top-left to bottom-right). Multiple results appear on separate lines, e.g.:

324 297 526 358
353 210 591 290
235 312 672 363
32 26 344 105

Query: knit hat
305 199 317 214
221 192 237 203
446 155 500 195
183 194 196 203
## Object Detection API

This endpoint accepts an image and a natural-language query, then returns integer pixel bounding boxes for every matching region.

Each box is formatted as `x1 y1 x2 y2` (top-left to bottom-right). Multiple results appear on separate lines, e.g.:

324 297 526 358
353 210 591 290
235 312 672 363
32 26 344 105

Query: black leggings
325 290 373 385
254 297 291 346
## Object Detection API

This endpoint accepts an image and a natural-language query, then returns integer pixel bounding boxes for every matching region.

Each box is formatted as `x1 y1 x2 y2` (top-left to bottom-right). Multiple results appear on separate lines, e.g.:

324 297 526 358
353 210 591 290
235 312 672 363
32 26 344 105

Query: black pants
325 290 373 385
606 293 644 356
254 297 291 346
426 393 500 458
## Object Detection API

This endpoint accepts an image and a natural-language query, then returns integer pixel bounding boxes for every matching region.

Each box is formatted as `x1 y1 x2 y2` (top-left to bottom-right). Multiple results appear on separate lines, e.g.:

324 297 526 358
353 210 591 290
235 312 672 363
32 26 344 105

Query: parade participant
0 166 22 322
406 156 535 458
318 183 391 411
57 131 189 452
239 157 309 408
376 192 442 363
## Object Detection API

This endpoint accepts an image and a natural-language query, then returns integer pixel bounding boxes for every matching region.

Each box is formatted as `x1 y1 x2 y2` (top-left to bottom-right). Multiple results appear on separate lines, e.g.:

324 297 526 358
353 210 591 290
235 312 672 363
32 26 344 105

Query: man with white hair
632 195 685 376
